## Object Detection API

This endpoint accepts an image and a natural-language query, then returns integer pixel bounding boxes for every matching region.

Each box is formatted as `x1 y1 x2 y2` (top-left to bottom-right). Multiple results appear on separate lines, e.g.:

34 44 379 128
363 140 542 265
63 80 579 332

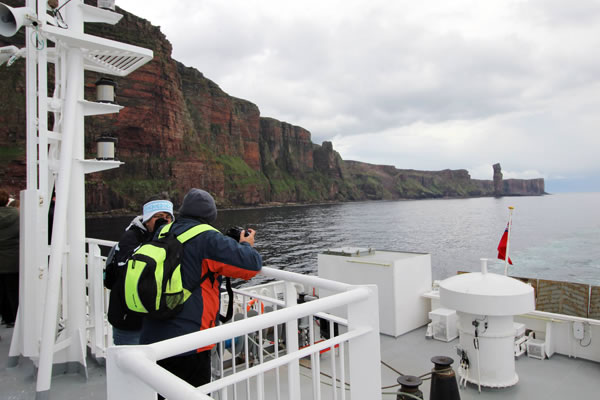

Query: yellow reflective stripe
166 266 182 295
157 222 174 238
125 258 149 313
176 224 219 243
183 288 193 302
154 256 164 312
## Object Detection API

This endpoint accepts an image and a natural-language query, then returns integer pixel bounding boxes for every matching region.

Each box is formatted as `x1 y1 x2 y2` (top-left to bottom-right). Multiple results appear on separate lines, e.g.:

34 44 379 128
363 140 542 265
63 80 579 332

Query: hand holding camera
225 226 256 247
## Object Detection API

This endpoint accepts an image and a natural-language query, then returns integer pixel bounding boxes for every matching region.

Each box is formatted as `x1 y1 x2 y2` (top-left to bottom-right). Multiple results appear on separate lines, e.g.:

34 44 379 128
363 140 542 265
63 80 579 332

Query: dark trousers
157 350 211 400
0 273 19 325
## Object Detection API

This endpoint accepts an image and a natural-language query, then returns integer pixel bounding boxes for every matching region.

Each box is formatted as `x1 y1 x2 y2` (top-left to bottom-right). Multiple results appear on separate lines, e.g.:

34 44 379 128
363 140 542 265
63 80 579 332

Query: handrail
91 238 383 399
259 266 354 292
233 287 286 307
201 327 371 393
86 237 117 247
114 348 212 400
232 286 350 326
148 286 369 360
524 310 600 326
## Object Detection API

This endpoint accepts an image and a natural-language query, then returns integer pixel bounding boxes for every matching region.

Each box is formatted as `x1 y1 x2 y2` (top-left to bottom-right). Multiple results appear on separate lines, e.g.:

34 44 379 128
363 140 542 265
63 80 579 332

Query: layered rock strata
0 0 545 211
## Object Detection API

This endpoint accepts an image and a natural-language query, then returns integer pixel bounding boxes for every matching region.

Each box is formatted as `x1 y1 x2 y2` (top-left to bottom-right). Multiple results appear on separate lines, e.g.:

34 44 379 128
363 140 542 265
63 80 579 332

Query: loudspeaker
0 3 35 37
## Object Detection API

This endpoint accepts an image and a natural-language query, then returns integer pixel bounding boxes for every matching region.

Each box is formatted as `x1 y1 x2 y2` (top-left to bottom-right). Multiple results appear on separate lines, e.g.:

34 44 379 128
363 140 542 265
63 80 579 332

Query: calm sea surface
87 192 600 286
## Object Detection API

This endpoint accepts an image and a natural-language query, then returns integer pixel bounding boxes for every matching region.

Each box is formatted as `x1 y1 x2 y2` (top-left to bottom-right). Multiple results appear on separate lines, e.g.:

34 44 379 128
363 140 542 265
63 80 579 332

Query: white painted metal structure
106 266 383 400
317 248 432 337
0 1 152 398
439 259 535 389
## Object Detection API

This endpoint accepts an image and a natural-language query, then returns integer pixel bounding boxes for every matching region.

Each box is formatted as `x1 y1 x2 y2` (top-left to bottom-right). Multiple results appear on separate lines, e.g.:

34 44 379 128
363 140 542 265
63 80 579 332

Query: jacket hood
125 215 147 232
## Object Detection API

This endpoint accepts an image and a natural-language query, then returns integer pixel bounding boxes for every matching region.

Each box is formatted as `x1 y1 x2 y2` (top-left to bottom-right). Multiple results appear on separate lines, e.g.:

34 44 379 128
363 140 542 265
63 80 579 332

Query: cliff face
504 179 545 196
0 1 545 210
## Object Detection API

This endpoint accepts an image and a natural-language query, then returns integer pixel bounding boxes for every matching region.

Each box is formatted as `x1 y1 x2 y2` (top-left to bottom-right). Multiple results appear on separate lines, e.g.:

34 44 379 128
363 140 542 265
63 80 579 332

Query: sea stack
493 163 503 196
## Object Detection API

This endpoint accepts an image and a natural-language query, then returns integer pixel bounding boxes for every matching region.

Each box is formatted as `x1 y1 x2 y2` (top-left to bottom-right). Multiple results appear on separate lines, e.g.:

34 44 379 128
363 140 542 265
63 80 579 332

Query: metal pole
66 0 88 367
347 285 382 400
36 45 83 397
25 0 38 190
503 206 514 276
285 282 300 400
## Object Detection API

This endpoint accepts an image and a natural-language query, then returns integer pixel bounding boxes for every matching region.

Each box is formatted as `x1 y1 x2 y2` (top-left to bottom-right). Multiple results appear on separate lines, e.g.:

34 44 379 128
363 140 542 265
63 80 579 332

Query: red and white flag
497 223 513 265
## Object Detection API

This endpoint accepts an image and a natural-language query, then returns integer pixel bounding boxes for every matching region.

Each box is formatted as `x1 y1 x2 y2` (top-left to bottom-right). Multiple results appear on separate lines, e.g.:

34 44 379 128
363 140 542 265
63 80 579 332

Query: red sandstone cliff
0 1 545 211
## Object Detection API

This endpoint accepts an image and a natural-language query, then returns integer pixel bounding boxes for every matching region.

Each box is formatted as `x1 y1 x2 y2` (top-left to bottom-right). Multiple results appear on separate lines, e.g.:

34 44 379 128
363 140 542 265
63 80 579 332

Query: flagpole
504 206 514 276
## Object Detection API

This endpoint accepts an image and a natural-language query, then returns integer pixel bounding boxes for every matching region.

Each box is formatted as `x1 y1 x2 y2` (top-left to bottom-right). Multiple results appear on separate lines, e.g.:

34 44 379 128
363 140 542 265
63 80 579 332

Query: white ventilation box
428 308 458 342
318 248 432 337
527 338 546 360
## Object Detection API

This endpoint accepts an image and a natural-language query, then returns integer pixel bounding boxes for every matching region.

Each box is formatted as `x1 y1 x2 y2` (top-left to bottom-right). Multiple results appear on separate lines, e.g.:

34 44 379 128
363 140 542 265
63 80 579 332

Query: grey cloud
119 0 600 188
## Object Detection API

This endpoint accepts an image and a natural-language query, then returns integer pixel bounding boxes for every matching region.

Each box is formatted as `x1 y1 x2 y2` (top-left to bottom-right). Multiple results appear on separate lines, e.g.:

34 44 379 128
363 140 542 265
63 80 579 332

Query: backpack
124 222 218 319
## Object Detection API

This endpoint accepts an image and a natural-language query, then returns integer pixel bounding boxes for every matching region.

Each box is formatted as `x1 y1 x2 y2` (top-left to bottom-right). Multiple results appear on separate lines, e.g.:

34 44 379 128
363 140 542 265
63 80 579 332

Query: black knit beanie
179 188 217 223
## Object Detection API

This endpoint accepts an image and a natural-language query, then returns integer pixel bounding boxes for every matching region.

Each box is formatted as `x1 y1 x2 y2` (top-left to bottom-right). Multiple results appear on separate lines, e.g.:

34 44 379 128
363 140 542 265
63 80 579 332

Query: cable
418 367 452 381
30 29 45 51
381 359 405 376
299 358 350 387
54 0 74 13
49 0 74 29
382 382 401 389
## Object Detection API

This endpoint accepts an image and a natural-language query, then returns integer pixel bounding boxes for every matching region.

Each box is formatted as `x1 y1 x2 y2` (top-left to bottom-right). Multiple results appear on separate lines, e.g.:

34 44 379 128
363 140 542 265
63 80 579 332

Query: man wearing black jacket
104 198 174 345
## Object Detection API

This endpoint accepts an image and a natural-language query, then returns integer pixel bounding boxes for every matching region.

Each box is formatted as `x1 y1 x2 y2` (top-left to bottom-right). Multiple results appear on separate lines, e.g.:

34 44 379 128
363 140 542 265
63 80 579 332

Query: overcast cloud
117 0 600 191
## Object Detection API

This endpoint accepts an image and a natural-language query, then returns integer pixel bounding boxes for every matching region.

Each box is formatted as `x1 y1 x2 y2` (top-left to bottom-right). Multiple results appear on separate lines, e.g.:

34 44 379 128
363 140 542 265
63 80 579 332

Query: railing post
347 284 382 400
107 346 157 400
284 282 300 400
88 243 108 359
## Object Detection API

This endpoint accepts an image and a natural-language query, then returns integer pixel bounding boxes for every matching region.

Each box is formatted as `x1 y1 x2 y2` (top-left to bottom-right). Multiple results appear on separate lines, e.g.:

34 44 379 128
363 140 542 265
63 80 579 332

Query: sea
86 192 600 287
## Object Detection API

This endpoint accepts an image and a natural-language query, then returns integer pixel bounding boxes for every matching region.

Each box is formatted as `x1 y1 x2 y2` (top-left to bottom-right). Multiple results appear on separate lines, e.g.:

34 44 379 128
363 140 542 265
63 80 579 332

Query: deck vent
526 339 545 360
439 258 535 388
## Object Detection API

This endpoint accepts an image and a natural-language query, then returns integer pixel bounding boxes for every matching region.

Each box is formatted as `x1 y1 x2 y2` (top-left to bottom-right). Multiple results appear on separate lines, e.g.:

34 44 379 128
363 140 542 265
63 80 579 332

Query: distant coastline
0 1 545 214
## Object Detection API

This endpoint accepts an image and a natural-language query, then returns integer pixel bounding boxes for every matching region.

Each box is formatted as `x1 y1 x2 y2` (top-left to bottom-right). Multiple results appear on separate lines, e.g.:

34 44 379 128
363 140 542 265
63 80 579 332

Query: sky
116 0 600 192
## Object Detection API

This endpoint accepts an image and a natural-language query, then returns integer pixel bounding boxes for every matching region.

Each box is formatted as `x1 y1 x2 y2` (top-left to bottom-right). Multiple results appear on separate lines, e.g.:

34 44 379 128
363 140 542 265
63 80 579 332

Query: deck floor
2 323 599 399
379 326 600 400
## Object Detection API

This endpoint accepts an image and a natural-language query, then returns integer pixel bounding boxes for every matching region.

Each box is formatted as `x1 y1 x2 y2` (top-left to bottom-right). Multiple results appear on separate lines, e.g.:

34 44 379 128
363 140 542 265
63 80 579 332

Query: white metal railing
86 238 117 360
104 266 382 400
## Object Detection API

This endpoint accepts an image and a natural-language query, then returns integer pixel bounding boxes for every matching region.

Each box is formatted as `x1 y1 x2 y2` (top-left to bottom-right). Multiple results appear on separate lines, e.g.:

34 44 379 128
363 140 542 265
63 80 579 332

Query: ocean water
87 192 600 286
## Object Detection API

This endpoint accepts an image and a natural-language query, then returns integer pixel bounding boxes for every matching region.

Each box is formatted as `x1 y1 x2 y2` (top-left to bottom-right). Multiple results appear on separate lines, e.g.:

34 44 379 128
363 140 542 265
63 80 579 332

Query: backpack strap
158 222 219 242
197 271 233 322
165 223 234 323
177 224 219 243
157 222 173 237
219 277 234 323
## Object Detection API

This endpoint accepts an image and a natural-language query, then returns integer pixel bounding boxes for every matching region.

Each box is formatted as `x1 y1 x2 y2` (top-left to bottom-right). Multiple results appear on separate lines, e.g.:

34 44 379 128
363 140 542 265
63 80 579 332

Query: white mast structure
0 1 152 398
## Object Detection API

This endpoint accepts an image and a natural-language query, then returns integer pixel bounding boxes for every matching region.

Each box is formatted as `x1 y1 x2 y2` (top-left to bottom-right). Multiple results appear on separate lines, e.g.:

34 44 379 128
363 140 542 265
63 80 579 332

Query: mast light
95 77 117 103
97 0 116 11
96 136 118 160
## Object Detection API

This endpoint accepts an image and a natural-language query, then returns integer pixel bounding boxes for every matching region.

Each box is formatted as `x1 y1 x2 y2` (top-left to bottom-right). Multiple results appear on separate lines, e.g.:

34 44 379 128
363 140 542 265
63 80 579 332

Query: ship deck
2 323 599 399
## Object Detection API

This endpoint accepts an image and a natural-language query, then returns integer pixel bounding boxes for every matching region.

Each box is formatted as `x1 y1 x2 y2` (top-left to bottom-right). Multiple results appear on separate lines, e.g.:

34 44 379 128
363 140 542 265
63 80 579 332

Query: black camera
225 226 250 242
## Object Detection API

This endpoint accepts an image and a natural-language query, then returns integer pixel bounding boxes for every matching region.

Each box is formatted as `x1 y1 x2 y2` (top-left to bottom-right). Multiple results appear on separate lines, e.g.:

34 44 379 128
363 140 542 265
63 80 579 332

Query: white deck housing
317 248 432 337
